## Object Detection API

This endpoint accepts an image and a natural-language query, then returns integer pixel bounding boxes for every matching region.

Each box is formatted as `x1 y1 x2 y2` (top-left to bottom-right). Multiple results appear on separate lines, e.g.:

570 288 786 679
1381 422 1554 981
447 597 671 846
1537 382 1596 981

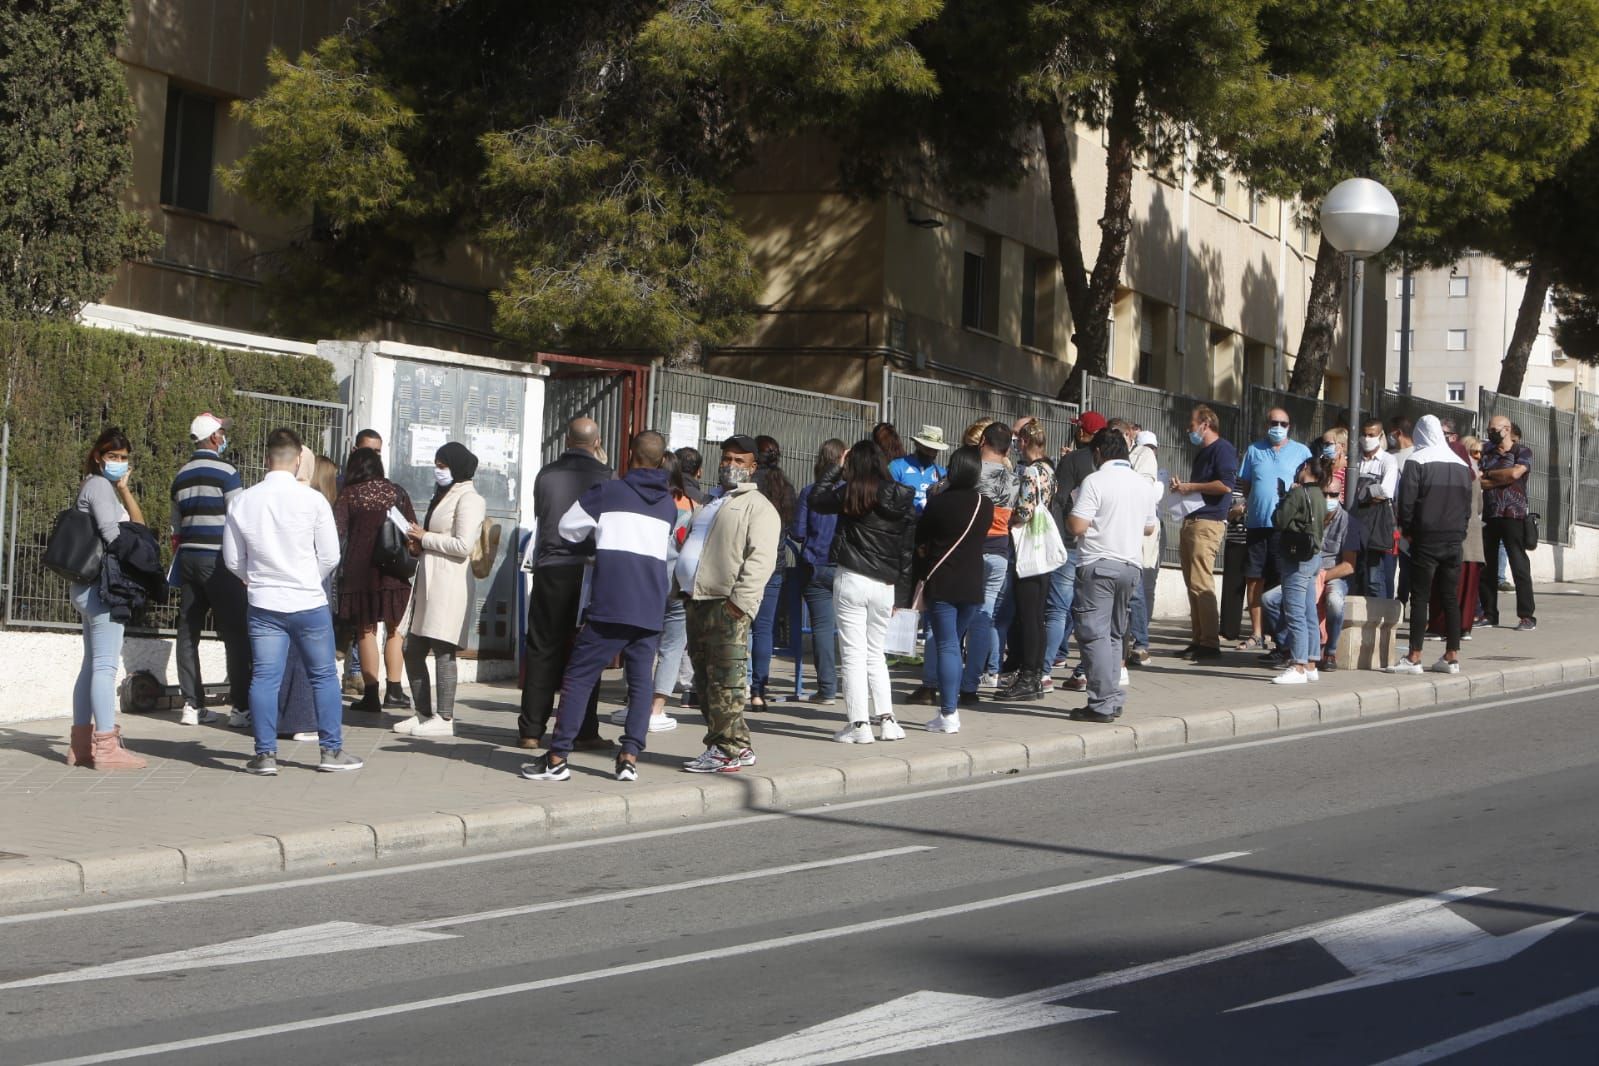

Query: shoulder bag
373 516 417 581
911 497 983 612
44 507 105 584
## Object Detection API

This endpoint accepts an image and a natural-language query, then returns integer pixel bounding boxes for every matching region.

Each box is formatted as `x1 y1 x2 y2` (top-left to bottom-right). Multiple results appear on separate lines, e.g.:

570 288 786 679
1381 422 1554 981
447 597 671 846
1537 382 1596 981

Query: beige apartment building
101 1 1357 406
1382 257 1597 411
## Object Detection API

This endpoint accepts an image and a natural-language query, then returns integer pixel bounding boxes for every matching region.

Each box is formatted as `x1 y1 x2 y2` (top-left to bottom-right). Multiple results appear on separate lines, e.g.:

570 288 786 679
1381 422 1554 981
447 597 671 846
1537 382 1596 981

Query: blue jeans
71 582 124 731
247 605 345 755
928 600 978 715
749 568 785 697
962 554 1010 691
800 563 838 698
653 596 688 696
1044 549 1079 666
1323 577 1348 653
1276 548 1323 665
1127 573 1150 651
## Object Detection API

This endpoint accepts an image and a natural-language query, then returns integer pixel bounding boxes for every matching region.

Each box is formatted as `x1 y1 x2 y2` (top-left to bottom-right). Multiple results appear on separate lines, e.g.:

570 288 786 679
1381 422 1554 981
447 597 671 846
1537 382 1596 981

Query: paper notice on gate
705 402 736 442
668 411 701 452
409 424 449 466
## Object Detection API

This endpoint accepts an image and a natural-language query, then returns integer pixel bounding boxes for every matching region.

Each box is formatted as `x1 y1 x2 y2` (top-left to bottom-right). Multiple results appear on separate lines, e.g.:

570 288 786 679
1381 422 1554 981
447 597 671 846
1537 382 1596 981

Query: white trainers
833 721 875 744
1384 660 1425 675
1271 667 1309 685
925 712 961 734
227 707 251 729
1041 676 1055 693
1430 657 1460 674
291 731 319 742
1304 667 1320 683
1118 666 1130 687
878 715 907 741
179 704 217 726
649 714 678 732
977 673 1000 691
410 715 454 738
392 715 422 735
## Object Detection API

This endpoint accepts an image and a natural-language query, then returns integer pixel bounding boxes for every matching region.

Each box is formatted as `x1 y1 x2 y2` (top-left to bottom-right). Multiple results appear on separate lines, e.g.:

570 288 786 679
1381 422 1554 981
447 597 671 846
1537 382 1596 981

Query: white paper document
409 424 450 466
705 402 736 442
387 506 413 533
668 411 701 452
1162 490 1204 523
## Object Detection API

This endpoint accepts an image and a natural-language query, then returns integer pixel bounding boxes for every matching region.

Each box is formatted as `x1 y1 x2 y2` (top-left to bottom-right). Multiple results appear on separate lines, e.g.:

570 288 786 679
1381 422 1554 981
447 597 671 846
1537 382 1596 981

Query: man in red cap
1045 410 1108 690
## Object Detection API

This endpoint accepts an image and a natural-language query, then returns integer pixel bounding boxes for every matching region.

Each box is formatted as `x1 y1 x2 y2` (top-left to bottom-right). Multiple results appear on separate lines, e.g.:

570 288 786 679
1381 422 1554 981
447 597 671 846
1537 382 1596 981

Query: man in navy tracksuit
522 431 678 783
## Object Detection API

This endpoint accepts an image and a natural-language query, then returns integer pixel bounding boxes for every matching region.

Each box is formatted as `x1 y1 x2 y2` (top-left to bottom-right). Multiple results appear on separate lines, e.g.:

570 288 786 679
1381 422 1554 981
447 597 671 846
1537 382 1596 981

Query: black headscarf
425 441 478 528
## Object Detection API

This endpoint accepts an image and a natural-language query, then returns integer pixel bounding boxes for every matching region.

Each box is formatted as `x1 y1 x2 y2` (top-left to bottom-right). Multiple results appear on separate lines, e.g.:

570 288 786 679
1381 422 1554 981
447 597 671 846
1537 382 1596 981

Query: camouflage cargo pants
684 598 752 757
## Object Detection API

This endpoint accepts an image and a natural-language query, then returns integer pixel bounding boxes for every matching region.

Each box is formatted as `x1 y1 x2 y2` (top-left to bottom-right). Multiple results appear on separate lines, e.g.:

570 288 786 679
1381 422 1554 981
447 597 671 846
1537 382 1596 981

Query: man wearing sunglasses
1235 408 1312 652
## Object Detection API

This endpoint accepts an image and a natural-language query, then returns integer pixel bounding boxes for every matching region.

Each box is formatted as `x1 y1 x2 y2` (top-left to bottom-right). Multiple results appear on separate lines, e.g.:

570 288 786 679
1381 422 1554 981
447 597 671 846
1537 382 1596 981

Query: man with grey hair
224 428 362 776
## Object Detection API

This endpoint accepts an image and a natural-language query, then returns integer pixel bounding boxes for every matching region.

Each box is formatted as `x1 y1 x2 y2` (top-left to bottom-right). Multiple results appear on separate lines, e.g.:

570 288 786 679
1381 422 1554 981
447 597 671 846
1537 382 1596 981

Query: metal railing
882 371 1079 457
1580 390 1599 529
1479 388 1575 547
1081 375 1242 567
1373 390 1478 440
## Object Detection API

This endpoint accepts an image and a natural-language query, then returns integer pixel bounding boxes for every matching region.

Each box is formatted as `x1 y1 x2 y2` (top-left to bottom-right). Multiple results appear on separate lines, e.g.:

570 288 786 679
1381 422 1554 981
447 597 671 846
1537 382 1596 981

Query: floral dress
333 478 417 629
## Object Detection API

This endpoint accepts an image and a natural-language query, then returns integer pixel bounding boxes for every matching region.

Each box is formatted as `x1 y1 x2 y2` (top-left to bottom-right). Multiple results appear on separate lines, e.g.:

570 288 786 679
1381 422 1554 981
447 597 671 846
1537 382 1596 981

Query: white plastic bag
884 609 921 658
1011 509 1068 578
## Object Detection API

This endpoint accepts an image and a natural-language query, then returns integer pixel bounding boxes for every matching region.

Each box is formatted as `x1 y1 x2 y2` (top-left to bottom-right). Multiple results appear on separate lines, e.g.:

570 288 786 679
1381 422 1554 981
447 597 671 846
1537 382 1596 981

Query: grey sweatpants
1072 557 1139 718
404 635 458 720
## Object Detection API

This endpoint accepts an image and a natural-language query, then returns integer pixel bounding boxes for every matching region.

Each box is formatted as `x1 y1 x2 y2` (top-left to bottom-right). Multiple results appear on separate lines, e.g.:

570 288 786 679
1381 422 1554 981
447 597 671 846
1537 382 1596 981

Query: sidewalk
2 583 1594 906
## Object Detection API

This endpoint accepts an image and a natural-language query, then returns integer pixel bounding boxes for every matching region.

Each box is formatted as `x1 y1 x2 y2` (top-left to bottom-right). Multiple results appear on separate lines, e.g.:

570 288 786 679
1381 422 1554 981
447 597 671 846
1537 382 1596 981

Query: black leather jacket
809 476 916 607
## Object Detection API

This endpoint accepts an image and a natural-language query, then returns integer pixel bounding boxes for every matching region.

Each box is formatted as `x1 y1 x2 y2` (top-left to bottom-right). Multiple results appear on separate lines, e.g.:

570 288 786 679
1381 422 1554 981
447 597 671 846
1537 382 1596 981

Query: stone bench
1336 595 1402 670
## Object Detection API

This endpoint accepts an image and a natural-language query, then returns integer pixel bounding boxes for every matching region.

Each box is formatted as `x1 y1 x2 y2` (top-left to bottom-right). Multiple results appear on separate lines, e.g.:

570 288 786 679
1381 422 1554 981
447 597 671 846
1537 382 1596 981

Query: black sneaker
245 753 278 776
905 685 939 706
1514 618 1537 632
352 691 382 713
318 748 364 772
382 688 412 710
1189 645 1223 661
1070 708 1120 724
957 690 982 708
1174 643 1199 658
615 755 638 783
521 754 570 781
998 670 1044 700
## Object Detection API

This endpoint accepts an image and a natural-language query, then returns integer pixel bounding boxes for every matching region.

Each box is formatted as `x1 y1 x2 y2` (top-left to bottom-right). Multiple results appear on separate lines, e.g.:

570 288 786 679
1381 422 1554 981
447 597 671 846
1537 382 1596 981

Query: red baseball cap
1074 411 1108 435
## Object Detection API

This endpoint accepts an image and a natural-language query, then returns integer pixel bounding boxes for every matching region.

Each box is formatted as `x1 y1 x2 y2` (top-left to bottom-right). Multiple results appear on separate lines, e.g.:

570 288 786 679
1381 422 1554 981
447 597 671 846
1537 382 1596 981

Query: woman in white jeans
808 440 916 743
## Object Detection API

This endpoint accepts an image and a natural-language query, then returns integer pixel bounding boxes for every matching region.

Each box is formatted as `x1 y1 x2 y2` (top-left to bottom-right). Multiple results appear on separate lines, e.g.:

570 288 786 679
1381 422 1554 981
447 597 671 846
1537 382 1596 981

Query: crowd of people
61 396 1541 780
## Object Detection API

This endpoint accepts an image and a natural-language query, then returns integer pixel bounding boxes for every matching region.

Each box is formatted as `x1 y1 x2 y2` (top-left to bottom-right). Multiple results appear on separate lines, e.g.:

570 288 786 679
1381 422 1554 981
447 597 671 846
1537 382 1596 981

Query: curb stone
2 657 1592 909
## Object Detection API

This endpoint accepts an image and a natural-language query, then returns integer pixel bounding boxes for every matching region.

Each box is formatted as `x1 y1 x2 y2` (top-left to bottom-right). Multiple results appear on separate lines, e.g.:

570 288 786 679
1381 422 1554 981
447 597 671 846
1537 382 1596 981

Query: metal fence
1480 388 1575 547
653 368 877 487
1373 390 1478 440
1081 375 1242 567
1245 386 1341 448
543 372 631 468
882 372 1079 458
1580 390 1599 529
2 391 349 634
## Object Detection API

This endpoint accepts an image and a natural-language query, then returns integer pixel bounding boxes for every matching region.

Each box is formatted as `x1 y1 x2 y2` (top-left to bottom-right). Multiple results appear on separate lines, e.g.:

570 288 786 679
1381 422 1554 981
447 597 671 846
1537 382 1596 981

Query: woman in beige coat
395 442 487 738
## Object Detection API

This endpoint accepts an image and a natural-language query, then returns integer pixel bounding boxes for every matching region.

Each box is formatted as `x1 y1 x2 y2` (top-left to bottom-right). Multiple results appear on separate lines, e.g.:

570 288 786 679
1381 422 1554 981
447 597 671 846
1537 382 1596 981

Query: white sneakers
179 704 218 726
1384 659 1425 675
394 715 454 737
833 722 874 744
1271 667 1308 685
925 712 961 734
878 715 906 741
1430 658 1460 674
291 731 319 742
1119 666 1130 687
977 673 1000 691
609 708 680 732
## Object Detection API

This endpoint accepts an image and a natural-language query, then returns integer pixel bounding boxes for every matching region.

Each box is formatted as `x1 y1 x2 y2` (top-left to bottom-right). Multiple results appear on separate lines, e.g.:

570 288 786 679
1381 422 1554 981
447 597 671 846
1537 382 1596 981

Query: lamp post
1319 178 1399 509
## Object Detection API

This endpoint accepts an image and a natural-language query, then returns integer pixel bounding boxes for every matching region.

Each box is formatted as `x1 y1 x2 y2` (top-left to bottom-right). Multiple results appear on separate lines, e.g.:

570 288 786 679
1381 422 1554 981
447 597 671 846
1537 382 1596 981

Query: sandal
748 694 767 710
1234 635 1266 652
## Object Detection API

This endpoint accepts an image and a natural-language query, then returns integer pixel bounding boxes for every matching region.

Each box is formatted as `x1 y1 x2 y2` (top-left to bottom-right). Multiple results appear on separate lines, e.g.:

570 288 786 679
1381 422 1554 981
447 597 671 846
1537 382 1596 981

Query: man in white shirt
1065 428 1159 723
223 428 363 776
1353 416 1399 597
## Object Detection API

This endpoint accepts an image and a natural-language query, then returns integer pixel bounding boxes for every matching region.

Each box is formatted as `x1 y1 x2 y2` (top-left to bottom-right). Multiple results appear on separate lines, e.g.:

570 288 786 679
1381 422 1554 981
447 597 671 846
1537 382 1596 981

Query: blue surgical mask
103 460 129 482
216 437 228 457
1188 429 1205 446
1321 443 1338 460
1325 496 1340 513
1267 425 1288 444
434 467 454 488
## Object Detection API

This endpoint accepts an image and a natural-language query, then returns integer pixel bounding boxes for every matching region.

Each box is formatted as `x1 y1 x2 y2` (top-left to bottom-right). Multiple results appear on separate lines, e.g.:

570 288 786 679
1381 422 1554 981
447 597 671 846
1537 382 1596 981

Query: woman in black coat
809 440 915 744
914 446 994 732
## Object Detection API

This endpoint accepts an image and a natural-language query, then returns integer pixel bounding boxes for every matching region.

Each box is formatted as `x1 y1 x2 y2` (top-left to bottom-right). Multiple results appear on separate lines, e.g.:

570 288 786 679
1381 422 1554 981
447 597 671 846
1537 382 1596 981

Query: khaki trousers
1180 518 1226 648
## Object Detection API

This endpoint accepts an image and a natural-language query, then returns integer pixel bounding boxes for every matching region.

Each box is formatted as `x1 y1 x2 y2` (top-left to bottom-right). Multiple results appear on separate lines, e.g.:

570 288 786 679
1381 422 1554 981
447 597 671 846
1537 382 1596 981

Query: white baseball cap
1135 430 1158 449
189 412 231 440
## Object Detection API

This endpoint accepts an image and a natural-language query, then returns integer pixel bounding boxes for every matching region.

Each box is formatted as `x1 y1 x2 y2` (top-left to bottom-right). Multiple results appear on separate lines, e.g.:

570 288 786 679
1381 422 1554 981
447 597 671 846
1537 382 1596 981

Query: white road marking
1367 985 1599 1066
702 887 1583 1066
3 681 1591 928
0 922 455 991
403 845 936 930
10 852 1248 1066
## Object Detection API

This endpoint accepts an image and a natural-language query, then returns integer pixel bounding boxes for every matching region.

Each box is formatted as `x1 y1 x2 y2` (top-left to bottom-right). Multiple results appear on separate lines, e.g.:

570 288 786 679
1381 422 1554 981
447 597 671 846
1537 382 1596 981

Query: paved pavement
0 582 1593 906
2 680 1597 1064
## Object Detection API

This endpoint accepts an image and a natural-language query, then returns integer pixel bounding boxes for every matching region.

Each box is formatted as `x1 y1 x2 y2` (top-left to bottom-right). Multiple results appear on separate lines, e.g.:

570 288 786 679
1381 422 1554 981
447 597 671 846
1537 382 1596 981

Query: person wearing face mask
1386 415 1474 675
1267 457 1326 684
1352 417 1399 597
392 442 487 738
1169 404 1238 660
518 417 613 750
677 435 781 772
1478 415 1537 630
1261 463 1362 672
1233 408 1312 654
168 411 252 729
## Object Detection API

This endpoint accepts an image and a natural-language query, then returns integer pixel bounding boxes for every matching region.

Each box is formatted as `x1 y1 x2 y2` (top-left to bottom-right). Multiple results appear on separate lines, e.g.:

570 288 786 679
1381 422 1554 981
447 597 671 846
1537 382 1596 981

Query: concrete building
1382 256 1597 410
101 3 1346 405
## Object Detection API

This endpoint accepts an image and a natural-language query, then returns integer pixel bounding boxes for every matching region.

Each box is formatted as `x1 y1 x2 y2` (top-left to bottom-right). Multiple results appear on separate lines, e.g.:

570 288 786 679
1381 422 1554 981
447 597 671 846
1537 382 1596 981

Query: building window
1392 330 1415 352
1395 275 1415 298
1449 275 1469 298
1446 329 1468 351
160 85 217 214
1021 255 1056 350
960 231 1001 334
1447 382 1466 403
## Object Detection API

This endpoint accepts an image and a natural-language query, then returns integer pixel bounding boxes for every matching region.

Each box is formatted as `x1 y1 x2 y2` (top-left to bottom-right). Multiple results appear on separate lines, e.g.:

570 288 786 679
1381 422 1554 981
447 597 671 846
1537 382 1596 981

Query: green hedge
0 319 339 544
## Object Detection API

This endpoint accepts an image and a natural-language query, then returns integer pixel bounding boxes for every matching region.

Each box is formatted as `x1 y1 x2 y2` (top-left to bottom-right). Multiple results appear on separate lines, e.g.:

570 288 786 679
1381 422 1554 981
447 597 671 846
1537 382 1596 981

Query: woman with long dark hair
66 427 148 769
1270 455 1327 685
333 446 417 713
915 446 993 733
810 439 915 742
793 439 845 703
747 435 797 708
871 422 906 462
998 418 1057 701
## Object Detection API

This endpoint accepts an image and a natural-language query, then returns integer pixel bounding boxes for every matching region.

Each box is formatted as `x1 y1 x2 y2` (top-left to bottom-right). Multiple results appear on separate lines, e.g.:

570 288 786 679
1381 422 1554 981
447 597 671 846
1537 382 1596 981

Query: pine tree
0 0 157 318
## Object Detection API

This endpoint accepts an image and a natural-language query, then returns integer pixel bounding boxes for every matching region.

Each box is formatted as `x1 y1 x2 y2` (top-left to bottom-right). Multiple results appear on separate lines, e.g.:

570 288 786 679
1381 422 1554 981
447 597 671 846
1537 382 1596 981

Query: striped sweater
170 450 244 553
557 467 678 631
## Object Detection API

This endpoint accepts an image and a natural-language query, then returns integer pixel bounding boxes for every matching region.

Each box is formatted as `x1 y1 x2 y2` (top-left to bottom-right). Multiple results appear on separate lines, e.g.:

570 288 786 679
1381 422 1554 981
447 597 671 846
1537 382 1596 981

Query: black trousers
1219 539 1249 641
518 565 599 741
1481 516 1536 624
1009 572 1049 674
1408 539 1462 654
175 550 252 709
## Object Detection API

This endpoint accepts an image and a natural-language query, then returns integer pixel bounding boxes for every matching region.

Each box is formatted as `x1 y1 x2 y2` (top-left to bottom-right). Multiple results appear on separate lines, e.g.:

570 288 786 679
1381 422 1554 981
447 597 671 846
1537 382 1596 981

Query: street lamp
1319 178 1399 510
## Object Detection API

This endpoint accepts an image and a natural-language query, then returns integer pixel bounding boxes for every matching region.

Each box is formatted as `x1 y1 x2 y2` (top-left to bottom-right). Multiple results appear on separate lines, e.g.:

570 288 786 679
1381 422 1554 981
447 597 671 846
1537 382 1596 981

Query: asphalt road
4 682 1599 1065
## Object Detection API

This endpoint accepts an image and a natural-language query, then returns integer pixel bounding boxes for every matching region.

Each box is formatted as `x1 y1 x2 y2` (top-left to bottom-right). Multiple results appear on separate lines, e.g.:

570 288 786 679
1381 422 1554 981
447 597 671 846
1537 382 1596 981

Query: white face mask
434 467 454 488
1362 435 1383 454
